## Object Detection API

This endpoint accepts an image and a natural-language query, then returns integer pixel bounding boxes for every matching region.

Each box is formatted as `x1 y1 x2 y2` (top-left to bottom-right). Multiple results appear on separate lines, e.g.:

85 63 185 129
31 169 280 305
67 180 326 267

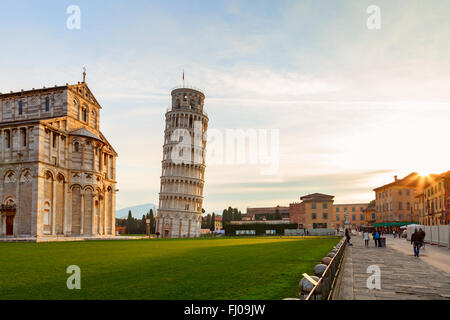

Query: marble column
51 178 56 235
80 191 85 235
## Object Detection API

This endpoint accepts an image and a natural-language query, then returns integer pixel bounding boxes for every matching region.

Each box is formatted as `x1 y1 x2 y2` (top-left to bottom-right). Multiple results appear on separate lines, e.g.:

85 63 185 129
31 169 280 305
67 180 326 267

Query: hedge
224 223 298 236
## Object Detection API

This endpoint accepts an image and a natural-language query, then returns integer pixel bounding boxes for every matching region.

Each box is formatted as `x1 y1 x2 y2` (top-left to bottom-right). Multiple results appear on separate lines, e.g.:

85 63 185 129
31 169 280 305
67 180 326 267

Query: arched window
176 99 181 109
91 110 97 129
74 142 80 152
5 130 11 149
18 101 23 115
74 99 80 119
20 128 27 147
5 171 16 183
5 198 15 206
20 170 32 183
82 108 88 122
45 97 50 112
43 201 51 230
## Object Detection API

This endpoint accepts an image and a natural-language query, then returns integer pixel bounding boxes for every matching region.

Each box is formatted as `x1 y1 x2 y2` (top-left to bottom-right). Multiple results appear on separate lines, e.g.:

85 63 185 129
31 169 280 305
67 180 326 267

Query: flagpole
183 69 185 88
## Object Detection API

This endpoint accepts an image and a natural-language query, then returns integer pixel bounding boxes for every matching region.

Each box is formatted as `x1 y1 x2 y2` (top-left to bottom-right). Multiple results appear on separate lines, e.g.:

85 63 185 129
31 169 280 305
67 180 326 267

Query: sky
1 0 449 214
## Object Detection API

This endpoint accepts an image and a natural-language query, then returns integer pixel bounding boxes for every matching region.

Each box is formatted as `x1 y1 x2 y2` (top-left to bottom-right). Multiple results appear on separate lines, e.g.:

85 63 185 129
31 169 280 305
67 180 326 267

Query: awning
372 222 418 227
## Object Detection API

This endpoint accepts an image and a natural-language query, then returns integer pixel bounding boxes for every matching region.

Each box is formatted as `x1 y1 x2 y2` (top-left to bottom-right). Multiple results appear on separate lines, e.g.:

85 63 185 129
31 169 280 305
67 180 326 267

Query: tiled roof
70 128 103 142
300 193 334 201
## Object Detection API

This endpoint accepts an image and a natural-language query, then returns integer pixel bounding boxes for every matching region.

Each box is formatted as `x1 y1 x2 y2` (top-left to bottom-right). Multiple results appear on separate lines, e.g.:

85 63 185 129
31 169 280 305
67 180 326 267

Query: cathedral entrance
164 230 170 238
6 215 14 236
1 200 16 236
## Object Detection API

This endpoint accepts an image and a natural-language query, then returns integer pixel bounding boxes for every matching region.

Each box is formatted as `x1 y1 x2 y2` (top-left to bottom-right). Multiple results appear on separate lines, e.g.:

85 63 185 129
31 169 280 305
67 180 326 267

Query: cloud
1 0 449 211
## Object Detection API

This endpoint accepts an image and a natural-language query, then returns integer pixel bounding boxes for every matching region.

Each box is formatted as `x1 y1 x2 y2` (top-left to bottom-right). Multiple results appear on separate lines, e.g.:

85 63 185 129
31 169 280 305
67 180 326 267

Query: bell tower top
171 87 205 112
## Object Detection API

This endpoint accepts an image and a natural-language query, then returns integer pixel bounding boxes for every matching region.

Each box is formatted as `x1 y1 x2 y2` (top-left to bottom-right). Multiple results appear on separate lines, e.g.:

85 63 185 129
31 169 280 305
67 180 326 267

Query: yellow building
422 172 450 225
373 172 439 226
290 193 369 230
214 216 223 230
300 193 334 229
364 206 377 226
333 203 369 229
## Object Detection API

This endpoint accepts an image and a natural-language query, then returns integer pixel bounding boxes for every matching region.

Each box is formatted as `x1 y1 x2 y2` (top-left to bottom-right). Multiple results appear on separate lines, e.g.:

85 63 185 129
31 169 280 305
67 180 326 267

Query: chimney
394 175 398 182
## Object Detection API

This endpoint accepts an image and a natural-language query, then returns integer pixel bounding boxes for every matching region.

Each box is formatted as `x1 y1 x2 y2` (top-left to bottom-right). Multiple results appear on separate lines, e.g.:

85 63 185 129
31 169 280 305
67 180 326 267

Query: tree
210 213 216 231
368 200 376 208
206 214 211 229
222 207 243 224
141 215 147 234
148 209 156 234
201 215 208 229
274 207 282 220
126 210 135 234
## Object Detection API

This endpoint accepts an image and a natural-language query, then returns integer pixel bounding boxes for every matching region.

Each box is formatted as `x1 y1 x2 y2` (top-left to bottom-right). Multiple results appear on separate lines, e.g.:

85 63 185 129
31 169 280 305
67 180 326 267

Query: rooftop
300 193 335 201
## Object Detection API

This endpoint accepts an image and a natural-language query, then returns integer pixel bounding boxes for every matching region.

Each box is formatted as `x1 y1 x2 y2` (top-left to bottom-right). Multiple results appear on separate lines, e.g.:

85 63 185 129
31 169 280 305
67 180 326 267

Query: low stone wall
284 237 347 300
0 235 148 242
284 228 336 236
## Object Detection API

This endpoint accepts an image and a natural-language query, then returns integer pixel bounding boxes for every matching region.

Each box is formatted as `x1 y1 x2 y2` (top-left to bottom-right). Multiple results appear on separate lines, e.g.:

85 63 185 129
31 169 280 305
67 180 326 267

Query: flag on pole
183 70 184 81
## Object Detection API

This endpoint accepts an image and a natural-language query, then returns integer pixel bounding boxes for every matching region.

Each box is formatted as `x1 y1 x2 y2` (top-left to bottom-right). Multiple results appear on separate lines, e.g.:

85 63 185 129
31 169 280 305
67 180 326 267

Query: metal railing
305 237 348 300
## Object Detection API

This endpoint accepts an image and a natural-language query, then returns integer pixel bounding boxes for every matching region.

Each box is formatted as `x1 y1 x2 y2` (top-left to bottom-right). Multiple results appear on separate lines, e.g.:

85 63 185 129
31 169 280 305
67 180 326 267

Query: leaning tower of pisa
156 87 209 238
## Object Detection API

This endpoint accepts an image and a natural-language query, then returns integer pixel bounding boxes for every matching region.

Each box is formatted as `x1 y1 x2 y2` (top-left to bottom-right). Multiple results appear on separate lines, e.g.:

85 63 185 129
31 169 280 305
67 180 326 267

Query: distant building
290 193 369 229
116 225 126 235
214 216 222 230
289 201 306 228
364 206 376 227
290 193 335 229
244 206 290 221
415 192 425 225
200 228 211 235
373 173 438 225
422 171 450 225
333 203 368 229
446 173 450 225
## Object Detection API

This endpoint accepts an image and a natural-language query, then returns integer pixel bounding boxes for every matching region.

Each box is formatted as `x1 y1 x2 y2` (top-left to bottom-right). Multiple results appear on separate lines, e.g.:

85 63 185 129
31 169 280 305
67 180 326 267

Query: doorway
6 215 14 236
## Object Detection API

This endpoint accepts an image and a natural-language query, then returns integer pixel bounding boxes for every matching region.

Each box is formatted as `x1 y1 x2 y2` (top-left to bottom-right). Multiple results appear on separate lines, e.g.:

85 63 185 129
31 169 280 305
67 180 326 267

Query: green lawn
0 236 339 300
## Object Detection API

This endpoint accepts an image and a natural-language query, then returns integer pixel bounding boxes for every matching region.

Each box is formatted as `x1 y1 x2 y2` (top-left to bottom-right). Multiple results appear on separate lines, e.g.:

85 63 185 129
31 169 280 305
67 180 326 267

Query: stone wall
0 83 117 239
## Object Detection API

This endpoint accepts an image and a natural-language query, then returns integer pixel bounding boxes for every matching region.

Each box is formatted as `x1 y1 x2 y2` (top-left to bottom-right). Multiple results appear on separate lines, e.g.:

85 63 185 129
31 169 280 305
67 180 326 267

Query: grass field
0 236 339 300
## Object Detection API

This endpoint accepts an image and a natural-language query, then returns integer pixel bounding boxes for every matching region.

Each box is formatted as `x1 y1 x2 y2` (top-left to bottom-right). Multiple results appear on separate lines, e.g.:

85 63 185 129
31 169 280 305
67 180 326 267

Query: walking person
411 229 421 257
345 228 352 245
374 230 380 247
363 230 369 248
418 228 426 250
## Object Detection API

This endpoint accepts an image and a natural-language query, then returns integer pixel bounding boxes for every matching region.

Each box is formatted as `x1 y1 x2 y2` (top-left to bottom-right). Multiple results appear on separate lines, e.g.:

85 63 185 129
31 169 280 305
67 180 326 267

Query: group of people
358 227 427 258
411 228 426 257
362 230 383 247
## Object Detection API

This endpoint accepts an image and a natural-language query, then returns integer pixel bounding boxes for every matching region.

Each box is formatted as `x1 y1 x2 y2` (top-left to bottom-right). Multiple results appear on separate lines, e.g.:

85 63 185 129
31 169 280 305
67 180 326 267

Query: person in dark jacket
411 229 421 257
345 229 352 245
374 231 380 247
418 228 426 249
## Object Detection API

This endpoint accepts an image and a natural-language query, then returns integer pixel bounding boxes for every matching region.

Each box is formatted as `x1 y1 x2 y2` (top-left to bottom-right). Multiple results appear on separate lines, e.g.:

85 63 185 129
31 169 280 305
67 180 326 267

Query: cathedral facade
0 80 117 239
156 87 208 238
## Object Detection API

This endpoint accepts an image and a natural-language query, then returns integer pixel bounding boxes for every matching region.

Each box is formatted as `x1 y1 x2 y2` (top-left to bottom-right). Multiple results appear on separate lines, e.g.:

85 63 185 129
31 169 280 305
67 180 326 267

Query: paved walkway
337 234 450 300
387 235 450 274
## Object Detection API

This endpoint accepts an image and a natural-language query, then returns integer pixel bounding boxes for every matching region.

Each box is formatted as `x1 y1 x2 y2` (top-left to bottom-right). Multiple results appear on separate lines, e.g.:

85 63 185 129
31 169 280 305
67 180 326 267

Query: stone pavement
387 235 450 274
336 234 450 300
